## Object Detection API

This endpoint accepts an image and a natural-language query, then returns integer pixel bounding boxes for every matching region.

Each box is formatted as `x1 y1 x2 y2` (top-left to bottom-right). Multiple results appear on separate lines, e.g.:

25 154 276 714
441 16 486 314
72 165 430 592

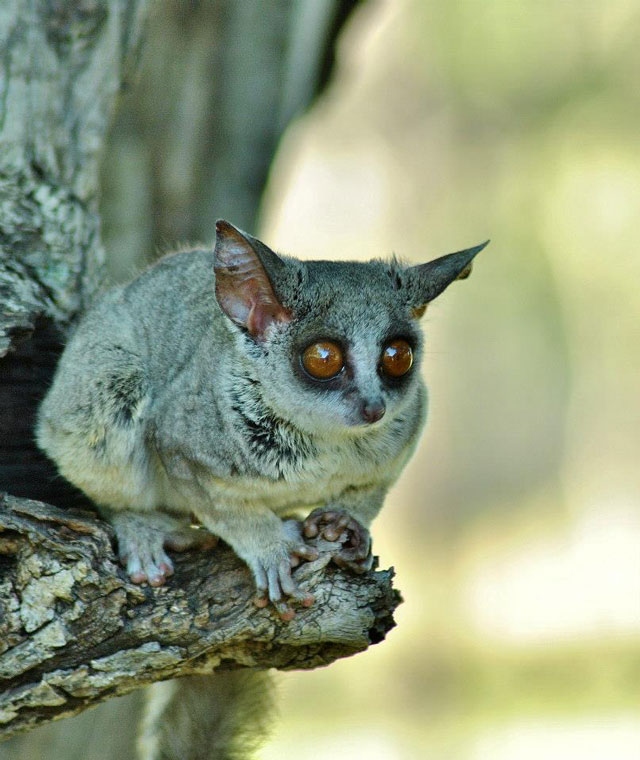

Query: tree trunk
101 0 362 278
0 0 397 755
0 0 149 506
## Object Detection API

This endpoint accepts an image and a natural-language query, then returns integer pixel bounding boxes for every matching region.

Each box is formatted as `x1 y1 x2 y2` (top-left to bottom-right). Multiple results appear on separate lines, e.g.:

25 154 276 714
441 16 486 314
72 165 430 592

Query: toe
303 521 319 538
267 566 283 604
126 555 147 584
153 548 174 574
148 572 167 587
158 562 174 577
253 594 269 608
278 561 314 608
293 544 319 562
275 601 295 621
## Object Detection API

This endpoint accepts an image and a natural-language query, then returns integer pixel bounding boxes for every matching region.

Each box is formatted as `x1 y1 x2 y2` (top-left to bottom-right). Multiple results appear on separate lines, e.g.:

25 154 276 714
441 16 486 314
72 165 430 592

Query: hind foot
303 507 373 574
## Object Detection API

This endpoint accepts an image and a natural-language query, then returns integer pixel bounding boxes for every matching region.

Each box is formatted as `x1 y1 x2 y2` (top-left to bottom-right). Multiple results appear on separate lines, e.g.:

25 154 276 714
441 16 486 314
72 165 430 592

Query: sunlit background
255 0 640 757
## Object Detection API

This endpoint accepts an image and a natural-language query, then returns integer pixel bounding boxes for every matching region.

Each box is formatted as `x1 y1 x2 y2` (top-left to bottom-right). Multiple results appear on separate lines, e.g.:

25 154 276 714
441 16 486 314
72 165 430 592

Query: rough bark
0 0 150 505
0 494 399 741
0 0 148 351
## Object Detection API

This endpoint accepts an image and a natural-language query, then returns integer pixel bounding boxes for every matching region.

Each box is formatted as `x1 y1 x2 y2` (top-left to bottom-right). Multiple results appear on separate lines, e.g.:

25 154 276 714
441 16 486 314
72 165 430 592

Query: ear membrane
410 303 428 319
456 263 473 280
214 220 291 339
407 240 489 316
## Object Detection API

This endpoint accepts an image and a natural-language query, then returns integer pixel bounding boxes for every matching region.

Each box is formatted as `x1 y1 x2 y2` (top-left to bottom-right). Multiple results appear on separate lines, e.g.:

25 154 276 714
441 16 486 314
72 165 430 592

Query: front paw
112 512 216 587
118 526 175 587
249 520 319 621
303 508 373 574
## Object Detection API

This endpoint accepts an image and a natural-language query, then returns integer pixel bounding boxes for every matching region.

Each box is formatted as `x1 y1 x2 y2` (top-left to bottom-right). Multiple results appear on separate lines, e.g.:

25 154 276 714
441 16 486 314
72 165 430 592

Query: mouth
344 413 387 431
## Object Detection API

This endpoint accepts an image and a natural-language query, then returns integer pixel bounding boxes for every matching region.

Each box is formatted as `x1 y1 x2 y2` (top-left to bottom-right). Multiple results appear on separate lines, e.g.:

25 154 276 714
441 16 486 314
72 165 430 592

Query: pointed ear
407 240 489 317
214 220 291 339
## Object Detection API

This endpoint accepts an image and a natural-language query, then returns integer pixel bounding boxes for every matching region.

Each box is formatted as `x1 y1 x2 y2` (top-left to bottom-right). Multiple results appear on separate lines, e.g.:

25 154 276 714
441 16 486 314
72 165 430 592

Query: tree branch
0 494 401 741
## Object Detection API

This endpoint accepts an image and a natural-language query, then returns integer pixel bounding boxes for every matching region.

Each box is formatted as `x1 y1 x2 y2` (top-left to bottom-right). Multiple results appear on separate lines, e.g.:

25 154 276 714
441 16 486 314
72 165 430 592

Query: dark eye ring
380 339 413 378
301 341 344 381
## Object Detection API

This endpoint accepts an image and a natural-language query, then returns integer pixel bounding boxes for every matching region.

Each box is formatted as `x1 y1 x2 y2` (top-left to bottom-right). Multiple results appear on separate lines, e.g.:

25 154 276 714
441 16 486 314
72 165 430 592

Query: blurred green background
256 1 640 757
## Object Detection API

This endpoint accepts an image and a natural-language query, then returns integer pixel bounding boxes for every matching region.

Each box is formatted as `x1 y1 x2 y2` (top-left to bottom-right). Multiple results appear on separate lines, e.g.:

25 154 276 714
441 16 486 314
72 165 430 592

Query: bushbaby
37 221 487 619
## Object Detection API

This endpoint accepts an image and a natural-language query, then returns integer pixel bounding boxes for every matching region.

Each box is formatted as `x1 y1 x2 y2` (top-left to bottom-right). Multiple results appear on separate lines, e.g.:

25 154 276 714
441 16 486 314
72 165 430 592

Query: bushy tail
138 672 274 760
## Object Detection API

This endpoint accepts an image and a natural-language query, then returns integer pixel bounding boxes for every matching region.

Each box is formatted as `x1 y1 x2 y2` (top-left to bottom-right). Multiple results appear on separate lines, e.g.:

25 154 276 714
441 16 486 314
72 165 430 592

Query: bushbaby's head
213 221 487 437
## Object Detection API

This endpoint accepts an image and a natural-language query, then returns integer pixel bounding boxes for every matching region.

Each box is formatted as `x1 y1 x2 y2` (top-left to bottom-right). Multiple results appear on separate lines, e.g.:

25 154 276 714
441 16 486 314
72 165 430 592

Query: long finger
278 562 314 606
324 514 350 541
293 544 319 562
253 564 269 608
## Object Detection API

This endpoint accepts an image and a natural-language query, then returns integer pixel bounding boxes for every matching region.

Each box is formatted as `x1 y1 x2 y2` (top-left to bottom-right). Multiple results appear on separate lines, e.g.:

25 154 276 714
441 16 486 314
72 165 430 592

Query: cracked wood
0 494 400 741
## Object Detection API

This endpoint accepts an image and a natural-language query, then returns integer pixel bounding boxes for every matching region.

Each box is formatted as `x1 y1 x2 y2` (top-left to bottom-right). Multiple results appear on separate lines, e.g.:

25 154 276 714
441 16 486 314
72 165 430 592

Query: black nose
361 400 386 424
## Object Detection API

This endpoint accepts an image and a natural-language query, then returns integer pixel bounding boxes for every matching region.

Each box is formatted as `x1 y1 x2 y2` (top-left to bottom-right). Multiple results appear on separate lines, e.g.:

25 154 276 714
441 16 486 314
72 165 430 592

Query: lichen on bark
0 495 400 740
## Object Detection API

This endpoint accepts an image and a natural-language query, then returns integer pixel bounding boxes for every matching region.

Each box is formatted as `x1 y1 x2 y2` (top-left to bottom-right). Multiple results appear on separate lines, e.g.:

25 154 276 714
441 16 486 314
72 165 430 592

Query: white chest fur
157 422 408 517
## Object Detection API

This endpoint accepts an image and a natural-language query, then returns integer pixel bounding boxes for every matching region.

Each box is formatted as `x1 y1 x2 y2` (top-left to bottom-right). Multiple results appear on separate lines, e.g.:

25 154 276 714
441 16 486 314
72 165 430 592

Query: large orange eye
301 341 344 380
380 339 413 378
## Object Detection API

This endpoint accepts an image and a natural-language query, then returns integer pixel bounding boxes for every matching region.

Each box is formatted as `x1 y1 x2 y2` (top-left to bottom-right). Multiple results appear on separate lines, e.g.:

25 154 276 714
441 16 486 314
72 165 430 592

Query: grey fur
138 672 274 760
37 221 485 757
